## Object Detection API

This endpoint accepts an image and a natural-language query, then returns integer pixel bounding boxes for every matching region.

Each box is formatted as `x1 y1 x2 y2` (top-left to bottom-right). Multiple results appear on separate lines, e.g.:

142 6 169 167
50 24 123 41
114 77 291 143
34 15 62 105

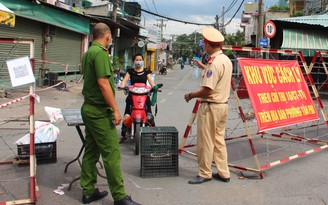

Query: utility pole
112 0 118 22
221 7 225 34
112 0 118 56
194 30 196 44
214 15 219 29
156 18 166 42
155 18 166 68
257 0 264 48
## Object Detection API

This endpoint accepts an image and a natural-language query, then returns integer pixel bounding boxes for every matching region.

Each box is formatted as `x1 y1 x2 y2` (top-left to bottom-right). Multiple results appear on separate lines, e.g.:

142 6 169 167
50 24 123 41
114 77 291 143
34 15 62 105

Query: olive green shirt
82 41 115 105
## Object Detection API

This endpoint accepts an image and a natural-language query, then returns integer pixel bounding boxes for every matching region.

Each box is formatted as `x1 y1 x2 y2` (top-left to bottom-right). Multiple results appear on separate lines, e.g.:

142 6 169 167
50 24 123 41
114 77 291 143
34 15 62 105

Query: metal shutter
0 17 42 85
45 27 82 74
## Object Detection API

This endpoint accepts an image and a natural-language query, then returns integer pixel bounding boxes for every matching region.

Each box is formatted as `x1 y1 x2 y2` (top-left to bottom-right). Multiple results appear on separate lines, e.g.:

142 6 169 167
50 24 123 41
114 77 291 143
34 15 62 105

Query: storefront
0 0 90 86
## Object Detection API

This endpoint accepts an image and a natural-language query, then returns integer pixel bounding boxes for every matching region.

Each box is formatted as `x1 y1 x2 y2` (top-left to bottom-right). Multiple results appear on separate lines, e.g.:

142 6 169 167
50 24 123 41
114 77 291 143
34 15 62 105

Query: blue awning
281 29 328 56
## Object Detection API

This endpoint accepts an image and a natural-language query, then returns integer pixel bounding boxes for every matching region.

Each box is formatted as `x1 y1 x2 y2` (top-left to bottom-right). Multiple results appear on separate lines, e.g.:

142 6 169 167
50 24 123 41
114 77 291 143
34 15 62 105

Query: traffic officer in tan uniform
184 27 232 184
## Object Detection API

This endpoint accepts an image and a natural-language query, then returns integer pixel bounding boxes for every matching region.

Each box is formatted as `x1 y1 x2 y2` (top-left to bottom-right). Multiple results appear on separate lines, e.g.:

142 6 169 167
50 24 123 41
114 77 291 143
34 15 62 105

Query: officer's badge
206 70 213 78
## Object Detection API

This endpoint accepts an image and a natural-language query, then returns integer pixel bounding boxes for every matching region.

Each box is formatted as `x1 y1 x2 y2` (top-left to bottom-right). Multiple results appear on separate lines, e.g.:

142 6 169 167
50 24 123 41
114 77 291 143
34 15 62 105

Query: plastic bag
192 67 201 79
45 106 63 123
147 74 155 86
14 121 59 145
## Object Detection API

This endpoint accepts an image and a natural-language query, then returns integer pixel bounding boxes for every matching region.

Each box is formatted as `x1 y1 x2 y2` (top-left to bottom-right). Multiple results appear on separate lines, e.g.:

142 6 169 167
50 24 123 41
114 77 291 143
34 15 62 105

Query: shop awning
281 29 328 56
1 0 89 34
0 2 15 27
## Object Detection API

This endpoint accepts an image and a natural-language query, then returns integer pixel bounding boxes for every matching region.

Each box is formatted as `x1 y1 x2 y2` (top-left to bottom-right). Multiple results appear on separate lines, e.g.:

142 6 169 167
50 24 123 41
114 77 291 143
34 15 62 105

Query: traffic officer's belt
200 101 227 104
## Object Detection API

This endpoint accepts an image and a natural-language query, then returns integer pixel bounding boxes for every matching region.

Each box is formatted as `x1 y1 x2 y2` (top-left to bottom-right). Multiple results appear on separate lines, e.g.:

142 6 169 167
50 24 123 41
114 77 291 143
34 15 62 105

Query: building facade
240 2 258 45
289 0 305 16
0 0 90 87
305 0 328 15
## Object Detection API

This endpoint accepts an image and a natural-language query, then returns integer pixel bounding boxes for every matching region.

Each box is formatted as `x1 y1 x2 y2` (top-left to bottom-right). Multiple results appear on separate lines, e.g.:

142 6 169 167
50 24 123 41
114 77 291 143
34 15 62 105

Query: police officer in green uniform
81 23 140 205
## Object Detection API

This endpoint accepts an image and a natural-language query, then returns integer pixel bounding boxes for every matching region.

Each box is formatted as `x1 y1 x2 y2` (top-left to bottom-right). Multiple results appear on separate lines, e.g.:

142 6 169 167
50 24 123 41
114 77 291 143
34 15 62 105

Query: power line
224 0 245 27
139 7 214 26
143 0 157 20
220 0 238 17
152 0 159 14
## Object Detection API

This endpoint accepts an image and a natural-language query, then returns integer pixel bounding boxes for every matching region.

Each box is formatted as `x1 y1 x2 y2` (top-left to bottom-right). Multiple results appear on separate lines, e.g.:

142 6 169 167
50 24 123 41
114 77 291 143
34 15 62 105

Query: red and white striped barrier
0 94 39 109
178 100 200 154
0 199 34 205
299 52 328 127
0 37 37 204
260 144 328 170
179 46 328 179
223 45 328 56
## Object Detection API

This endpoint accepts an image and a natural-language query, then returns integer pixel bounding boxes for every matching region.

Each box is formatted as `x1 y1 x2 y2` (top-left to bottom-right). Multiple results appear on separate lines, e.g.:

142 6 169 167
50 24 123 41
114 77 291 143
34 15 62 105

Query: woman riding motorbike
119 53 155 143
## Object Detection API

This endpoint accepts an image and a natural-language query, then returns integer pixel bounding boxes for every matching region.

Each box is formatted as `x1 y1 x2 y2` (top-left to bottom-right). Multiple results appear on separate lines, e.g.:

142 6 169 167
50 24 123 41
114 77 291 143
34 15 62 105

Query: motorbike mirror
157 83 163 88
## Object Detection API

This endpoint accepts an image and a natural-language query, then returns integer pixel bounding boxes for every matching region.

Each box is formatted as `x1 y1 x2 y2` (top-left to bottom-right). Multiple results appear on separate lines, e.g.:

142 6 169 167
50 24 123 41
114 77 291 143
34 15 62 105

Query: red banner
238 58 319 132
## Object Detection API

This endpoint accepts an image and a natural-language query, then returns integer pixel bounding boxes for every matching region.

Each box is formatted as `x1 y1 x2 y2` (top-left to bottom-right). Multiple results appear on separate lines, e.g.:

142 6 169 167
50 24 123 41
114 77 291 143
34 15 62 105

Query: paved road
0 64 328 205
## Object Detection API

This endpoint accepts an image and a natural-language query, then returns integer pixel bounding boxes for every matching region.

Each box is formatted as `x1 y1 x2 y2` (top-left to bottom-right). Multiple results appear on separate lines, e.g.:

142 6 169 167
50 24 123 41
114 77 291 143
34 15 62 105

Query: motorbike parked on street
118 83 163 155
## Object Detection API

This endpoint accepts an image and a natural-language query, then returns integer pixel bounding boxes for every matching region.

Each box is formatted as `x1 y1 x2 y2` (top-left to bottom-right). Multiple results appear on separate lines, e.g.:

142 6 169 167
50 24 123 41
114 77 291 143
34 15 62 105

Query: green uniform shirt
82 41 115 105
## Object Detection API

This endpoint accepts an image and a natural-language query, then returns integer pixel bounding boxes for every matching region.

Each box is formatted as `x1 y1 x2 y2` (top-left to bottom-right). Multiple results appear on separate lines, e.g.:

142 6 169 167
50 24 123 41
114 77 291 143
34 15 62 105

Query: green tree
172 30 245 60
268 5 289 12
172 32 203 61
224 30 245 46
223 30 245 57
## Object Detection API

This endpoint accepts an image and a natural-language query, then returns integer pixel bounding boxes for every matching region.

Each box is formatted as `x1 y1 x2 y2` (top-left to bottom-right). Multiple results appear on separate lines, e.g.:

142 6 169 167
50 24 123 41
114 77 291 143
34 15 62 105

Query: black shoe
188 175 211 184
213 173 230 183
119 136 128 144
82 188 108 204
114 195 141 205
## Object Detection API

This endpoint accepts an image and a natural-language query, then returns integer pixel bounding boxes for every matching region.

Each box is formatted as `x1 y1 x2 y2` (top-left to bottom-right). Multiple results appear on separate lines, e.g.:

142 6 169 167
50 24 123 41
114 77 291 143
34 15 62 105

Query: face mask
134 60 144 67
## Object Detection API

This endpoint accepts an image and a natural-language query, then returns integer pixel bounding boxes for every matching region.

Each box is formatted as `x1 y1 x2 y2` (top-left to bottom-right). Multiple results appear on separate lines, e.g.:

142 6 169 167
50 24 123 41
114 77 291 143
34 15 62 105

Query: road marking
160 99 167 103
167 92 173 95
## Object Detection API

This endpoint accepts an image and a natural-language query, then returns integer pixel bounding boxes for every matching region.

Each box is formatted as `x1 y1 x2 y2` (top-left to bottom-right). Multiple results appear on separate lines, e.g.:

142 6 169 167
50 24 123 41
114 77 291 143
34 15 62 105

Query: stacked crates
140 126 179 177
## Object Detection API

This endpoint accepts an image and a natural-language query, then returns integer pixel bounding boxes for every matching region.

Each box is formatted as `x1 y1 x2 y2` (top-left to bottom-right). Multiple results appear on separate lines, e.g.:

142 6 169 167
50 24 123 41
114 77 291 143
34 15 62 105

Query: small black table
61 109 106 191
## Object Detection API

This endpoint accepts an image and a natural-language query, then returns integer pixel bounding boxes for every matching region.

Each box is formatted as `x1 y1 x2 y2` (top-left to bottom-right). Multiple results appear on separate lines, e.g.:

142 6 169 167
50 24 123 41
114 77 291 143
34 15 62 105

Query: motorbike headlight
129 87 151 94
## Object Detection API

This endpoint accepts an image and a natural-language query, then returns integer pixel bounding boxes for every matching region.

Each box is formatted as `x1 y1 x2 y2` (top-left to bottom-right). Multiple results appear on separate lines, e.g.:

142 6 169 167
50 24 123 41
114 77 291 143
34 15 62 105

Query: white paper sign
6 56 35 87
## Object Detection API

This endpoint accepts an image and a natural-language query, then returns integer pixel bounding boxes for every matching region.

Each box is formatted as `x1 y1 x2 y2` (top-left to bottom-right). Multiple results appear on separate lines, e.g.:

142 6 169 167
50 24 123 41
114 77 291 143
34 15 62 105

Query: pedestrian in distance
184 27 232 185
80 22 140 205
180 58 184 69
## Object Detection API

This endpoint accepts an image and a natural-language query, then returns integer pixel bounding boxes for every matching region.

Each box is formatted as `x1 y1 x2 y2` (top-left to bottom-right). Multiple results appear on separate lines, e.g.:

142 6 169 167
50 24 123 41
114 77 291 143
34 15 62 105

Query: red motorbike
119 83 162 155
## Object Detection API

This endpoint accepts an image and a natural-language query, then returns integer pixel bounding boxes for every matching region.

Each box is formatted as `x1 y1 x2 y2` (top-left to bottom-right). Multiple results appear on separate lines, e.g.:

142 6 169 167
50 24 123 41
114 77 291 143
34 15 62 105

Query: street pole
221 6 225 34
112 0 118 22
112 0 118 56
194 30 196 44
155 18 166 68
215 15 219 29
257 0 264 48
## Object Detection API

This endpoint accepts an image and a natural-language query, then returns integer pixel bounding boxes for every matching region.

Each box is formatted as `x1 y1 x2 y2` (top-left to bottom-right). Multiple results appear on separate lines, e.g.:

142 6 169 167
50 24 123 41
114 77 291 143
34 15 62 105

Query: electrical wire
143 0 157 20
220 0 239 18
124 0 213 26
139 7 214 26
224 0 245 26
152 0 159 14
122 0 241 27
